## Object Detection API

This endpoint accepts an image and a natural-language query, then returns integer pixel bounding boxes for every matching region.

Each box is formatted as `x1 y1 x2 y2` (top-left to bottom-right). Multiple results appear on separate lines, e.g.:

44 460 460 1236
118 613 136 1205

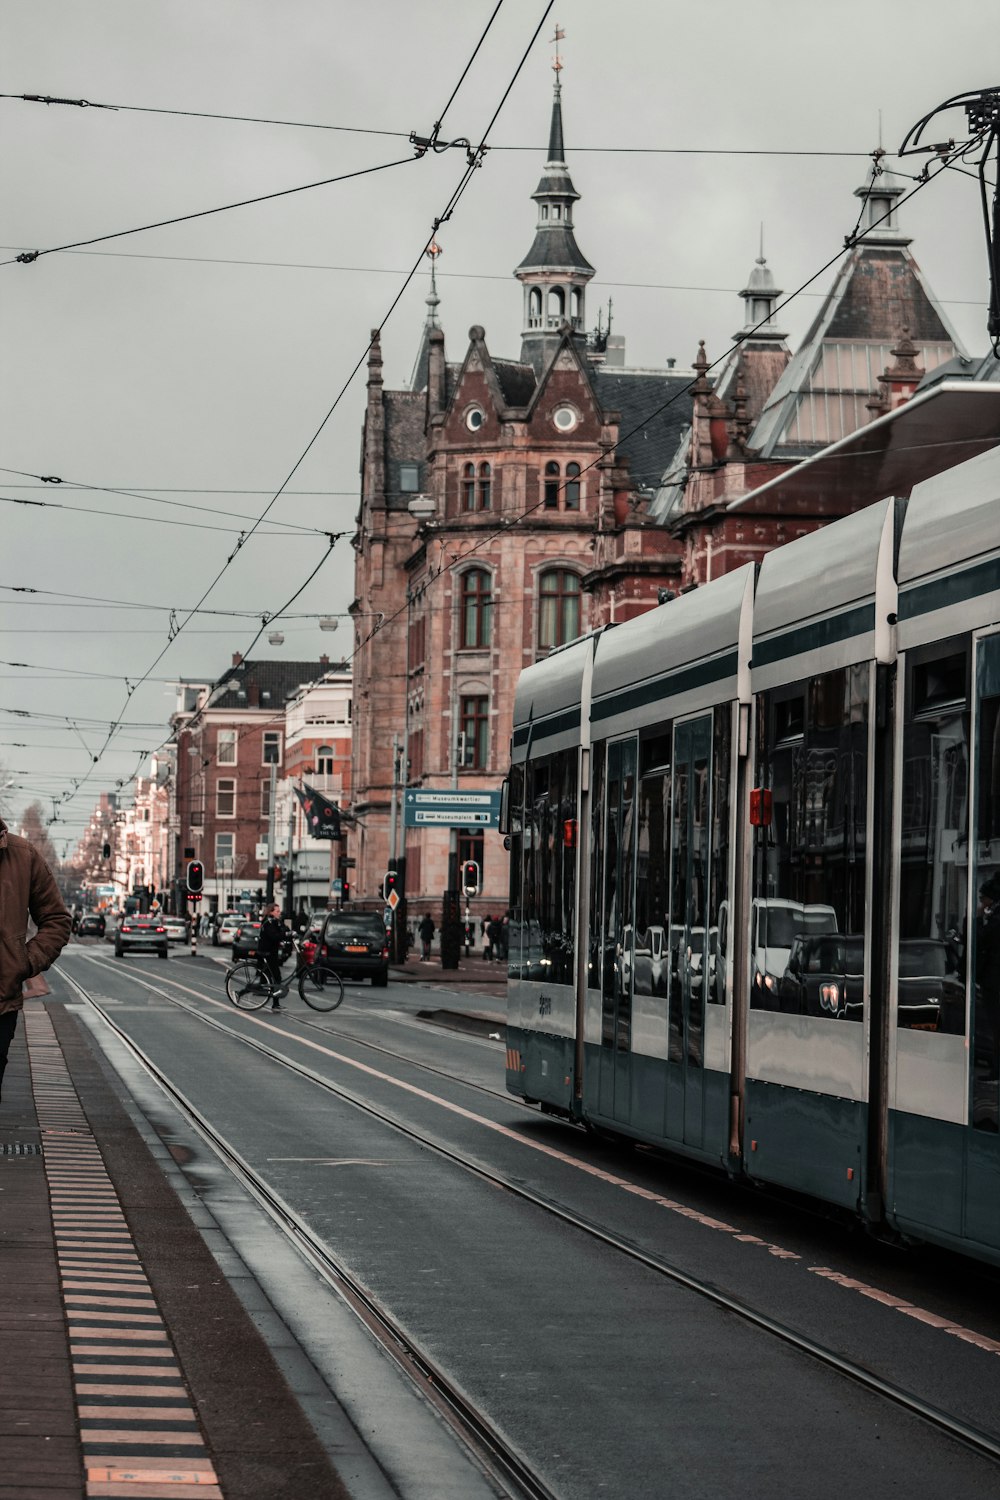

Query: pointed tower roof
748 157 966 458
515 37 595 372
409 239 443 391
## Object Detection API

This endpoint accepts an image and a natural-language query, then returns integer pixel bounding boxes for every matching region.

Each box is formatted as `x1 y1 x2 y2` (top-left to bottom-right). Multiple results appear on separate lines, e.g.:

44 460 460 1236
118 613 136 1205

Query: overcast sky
2 0 994 854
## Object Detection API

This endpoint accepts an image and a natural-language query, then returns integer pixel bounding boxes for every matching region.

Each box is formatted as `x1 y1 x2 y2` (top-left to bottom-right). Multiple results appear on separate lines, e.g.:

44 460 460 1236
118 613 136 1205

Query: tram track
60 953 1000 1477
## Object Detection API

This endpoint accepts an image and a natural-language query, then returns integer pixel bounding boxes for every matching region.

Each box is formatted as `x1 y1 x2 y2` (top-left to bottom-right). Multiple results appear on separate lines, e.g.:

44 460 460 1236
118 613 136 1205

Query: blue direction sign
403 788 502 829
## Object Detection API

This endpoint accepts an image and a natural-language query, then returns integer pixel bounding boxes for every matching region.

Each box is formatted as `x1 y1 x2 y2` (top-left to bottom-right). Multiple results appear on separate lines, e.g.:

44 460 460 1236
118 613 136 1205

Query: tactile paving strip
24 1005 223 1500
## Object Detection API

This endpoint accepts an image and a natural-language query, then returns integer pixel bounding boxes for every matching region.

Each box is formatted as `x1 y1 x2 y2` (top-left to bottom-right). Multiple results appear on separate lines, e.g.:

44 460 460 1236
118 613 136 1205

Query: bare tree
18 801 60 875
0 760 15 821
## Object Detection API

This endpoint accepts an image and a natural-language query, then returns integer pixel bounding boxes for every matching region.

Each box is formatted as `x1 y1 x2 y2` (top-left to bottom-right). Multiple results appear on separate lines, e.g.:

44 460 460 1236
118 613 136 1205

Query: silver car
115 915 169 960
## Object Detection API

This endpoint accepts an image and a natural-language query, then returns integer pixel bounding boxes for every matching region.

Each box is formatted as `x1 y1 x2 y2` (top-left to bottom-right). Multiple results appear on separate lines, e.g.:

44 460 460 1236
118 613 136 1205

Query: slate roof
210 659 327 710
590 368 694 492
515 224 594 275
383 391 426 510
492 359 538 408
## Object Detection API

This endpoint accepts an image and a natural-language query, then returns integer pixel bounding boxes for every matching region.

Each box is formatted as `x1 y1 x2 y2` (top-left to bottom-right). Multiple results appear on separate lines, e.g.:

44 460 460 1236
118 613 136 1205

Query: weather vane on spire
552 24 564 75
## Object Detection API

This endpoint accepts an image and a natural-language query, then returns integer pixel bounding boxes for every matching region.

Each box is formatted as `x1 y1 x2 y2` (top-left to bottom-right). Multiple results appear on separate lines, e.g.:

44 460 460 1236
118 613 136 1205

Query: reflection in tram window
589 744 605 994
753 666 869 1018
521 751 578 986
634 733 671 1000
507 763 524 977
709 710 732 1005
972 635 1000 1131
898 642 969 1038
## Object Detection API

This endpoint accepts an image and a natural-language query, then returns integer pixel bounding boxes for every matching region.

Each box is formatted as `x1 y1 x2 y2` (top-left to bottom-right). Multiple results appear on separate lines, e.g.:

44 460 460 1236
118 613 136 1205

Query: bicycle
225 933 344 1013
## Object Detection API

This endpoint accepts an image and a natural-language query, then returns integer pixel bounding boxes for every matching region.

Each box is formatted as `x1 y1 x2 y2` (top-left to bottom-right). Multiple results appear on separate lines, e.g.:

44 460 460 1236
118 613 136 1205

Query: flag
295 783 342 840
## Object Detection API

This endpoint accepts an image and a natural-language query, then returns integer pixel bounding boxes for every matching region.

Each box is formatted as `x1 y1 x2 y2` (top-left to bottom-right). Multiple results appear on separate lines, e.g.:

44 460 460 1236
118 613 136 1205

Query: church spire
409 239 444 391
514 28 594 372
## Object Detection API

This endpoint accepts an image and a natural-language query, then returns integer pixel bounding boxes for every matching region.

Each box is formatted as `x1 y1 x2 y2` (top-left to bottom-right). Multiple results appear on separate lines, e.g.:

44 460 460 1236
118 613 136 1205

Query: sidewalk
391 953 508 989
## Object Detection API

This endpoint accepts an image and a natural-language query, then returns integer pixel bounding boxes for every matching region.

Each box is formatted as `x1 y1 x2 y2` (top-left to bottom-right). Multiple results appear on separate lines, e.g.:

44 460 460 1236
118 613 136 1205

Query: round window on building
465 406 485 432
553 405 578 432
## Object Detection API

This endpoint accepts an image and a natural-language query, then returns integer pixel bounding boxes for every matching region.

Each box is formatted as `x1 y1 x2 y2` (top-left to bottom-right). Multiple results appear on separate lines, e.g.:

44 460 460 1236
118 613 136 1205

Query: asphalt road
53 941 1000 1499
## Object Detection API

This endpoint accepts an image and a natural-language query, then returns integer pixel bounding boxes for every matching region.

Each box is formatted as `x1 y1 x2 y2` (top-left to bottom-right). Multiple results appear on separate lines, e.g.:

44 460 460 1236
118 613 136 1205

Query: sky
2 0 995 855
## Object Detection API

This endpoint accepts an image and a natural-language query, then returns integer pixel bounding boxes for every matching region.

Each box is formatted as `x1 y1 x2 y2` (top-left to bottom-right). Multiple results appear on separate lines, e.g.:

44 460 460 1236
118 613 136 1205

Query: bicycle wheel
298 963 344 1012
226 959 271 1010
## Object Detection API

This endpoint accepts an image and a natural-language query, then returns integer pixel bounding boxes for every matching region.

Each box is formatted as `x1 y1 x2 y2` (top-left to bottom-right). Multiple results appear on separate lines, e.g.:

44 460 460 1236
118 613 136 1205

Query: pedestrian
257 902 292 1012
482 914 494 962
418 912 435 960
0 817 71 1104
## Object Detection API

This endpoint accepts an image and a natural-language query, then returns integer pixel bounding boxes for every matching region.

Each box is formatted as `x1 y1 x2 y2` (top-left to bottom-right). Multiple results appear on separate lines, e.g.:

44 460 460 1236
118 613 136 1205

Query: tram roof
727 382 1000 513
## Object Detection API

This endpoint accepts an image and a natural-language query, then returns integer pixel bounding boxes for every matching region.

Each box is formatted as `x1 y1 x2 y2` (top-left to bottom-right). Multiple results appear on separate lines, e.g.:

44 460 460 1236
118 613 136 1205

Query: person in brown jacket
0 816 71 1102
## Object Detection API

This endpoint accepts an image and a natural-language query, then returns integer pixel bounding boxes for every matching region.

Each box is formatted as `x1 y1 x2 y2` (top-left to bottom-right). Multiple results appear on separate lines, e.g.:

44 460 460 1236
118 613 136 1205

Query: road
53 940 1000 1499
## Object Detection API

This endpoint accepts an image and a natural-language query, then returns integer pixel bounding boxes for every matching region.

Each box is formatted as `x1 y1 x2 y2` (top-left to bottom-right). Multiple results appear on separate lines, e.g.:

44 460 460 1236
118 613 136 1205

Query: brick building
171 656 341 912
350 69 690 916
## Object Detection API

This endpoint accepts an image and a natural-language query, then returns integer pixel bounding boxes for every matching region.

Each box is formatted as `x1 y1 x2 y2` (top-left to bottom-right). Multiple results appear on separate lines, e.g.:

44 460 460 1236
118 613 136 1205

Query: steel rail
61 953 1000 1473
58 962 560 1500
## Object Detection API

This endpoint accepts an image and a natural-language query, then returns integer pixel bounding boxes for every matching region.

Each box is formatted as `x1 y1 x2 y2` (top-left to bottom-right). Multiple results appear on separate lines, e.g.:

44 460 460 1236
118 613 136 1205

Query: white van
752 897 838 1001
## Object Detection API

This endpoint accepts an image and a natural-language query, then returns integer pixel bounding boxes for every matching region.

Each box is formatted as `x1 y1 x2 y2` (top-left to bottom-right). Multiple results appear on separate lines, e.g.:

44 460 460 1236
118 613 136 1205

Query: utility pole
264 762 278 904
284 802 296 920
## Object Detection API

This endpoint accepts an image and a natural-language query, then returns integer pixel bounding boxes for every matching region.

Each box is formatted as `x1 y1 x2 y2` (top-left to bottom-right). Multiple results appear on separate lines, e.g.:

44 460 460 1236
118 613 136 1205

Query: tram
505 382 1000 1266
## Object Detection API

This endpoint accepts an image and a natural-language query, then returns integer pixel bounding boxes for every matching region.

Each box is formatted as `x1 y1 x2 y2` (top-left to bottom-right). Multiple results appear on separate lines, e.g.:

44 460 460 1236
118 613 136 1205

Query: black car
232 921 263 960
319 911 389 986
77 913 106 938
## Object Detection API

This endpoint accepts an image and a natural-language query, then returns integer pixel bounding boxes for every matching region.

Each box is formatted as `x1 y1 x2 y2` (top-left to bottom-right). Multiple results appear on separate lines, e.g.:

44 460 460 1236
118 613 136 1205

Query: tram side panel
887 447 1000 1264
742 500 898 1213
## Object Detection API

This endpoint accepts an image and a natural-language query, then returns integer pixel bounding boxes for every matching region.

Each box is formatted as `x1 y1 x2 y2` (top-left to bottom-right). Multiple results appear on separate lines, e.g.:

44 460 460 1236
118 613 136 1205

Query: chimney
319 654 329 668
232 652 243 667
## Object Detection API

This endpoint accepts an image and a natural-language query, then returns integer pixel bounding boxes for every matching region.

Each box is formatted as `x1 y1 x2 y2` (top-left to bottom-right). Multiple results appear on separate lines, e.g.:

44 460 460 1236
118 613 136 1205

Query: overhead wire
42 0 555 816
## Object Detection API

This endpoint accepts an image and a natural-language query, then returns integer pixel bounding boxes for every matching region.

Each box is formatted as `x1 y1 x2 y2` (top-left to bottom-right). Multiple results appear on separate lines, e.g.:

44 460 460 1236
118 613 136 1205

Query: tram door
599 738 637 1124
668 716 711 1149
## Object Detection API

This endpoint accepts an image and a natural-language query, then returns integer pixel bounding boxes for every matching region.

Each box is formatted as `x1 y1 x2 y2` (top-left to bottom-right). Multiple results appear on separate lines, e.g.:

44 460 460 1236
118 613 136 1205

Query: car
778 933 865 1020
115 915 169 959
163 916 188 945
76 913 106 938
319 911 389 986
232 921 263 960
216 915 243 948
213 912 240 947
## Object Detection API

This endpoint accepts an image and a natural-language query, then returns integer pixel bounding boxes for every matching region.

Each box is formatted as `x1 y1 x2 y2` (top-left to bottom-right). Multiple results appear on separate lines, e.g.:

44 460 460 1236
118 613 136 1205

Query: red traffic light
462 860 480 894
185 859 204 894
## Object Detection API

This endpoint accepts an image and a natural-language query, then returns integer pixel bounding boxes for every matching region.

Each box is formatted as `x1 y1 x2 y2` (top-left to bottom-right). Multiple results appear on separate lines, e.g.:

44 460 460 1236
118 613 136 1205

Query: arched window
571 287 583 326
547 286 565 324
565 462 581 510
529 287 542 327
461 462 476 512
478 462 492 511
541 205 549 220
316 745 334 775
539 569 581 651
544 460 561 509
460 569 492 649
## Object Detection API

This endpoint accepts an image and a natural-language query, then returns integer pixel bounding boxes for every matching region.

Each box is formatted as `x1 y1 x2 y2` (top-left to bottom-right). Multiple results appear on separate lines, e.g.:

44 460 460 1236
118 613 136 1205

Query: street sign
386 888 400 911
331 878 343 896
255 841 268 862
403 788 502 829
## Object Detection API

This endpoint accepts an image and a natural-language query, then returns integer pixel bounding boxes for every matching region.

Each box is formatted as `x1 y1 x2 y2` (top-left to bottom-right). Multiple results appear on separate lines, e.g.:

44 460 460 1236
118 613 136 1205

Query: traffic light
383 870 399 901
185 860 204 895
341 880 350 901
462 860 480 895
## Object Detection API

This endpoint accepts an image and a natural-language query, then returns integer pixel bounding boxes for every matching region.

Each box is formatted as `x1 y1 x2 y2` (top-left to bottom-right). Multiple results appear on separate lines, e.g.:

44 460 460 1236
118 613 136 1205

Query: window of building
458 831 484 877
552 205 562 220
262 731 282 766
460 695 489 770
538 570 581 651
565 462 581 510
217 729 236 765
316 745 335 776
477 462 492 511
553 405 578 432
547 287 564 323
544 460 561 509
528 287 542 328
465 407 485 432
215 832 234 868
460 569 492 649
461 462 476 512
541 205 549 220
216 779 236 817
260 779 271 819
400 463 419 492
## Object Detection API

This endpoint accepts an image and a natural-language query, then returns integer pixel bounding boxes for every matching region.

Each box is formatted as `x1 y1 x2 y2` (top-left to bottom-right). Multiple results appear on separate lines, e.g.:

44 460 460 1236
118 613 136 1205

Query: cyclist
258 903 292 1012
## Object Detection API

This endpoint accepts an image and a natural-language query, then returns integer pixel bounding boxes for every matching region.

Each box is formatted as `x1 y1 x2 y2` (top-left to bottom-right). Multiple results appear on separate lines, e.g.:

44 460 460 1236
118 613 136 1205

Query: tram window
589 744 606 993
635 756 670 1000
708 709 732 1005
640 731 671 777
898 642 969 1038
753 666 868 1018
972 634 1000 1130
506 764 524 974
522 751 577 987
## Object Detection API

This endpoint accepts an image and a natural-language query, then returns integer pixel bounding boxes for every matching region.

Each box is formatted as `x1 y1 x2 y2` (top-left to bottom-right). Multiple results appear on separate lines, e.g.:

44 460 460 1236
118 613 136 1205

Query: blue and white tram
506 435 1000 1265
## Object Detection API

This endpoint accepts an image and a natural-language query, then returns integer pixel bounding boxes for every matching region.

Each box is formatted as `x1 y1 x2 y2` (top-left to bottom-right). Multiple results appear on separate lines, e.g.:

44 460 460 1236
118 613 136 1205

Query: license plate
346 945 368 953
